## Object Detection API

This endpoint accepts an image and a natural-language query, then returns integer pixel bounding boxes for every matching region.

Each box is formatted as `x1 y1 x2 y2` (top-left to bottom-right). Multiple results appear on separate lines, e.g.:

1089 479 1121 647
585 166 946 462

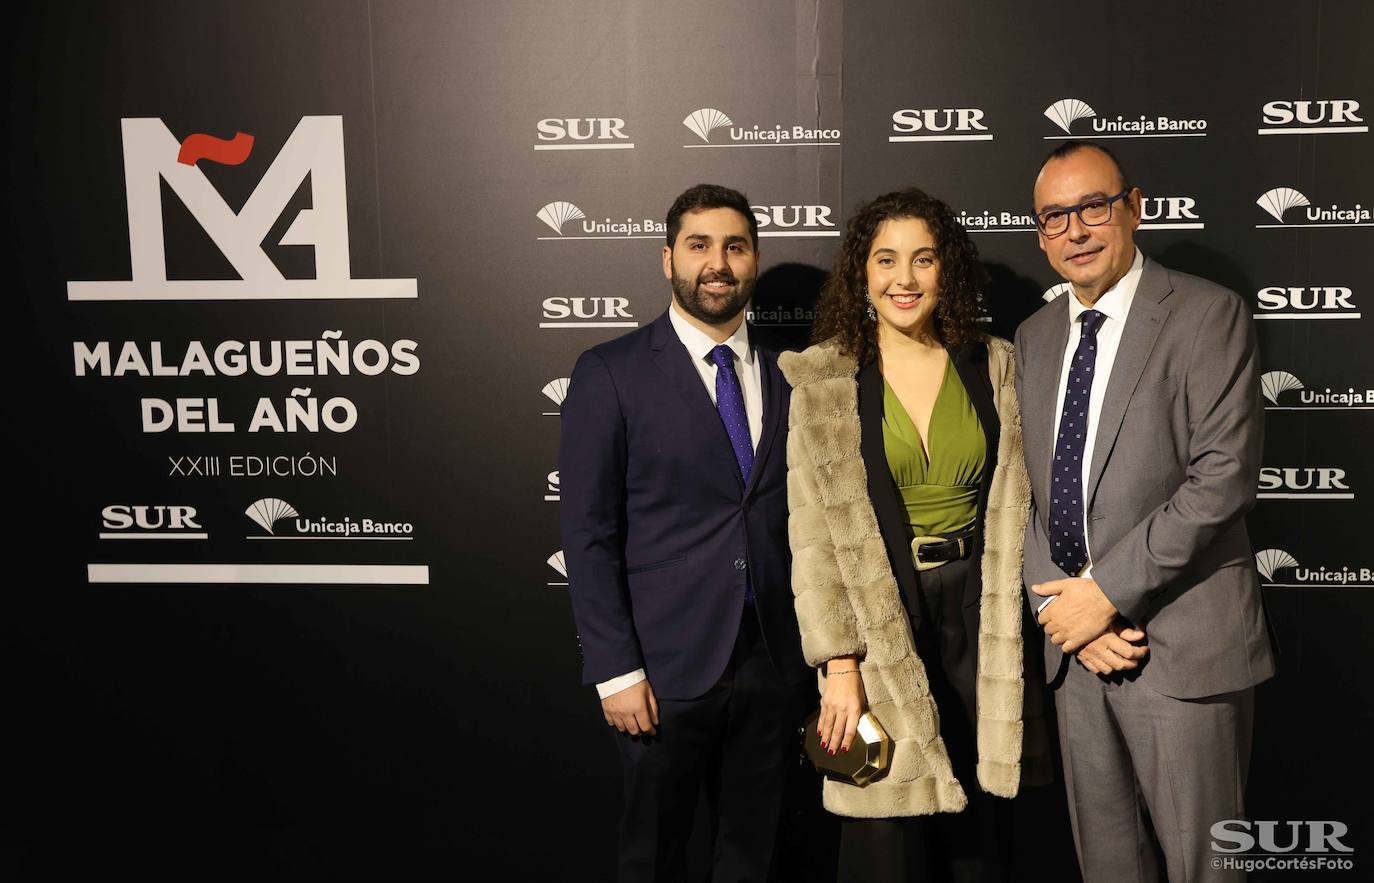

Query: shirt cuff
596 669 647 700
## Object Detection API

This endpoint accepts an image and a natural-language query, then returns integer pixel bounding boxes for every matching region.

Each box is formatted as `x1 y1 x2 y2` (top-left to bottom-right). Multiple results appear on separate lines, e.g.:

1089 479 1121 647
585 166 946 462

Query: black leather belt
911 528 976 572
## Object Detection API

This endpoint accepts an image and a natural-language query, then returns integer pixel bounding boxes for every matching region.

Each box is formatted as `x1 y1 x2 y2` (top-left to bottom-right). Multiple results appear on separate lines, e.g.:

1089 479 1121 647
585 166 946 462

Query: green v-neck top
882 360 986 539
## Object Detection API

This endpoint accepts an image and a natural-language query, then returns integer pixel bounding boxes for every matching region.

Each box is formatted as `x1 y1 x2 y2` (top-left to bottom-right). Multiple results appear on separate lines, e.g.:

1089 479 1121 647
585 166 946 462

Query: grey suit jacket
1014 258 1275 700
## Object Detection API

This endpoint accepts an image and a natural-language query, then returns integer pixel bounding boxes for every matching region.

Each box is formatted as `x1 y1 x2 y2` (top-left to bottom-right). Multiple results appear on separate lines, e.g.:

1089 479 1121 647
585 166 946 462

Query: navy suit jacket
560 310 809 700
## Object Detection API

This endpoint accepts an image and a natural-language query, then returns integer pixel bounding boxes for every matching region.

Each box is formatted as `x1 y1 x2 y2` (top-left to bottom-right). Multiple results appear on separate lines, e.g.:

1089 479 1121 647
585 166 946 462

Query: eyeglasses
1033 190 1132 238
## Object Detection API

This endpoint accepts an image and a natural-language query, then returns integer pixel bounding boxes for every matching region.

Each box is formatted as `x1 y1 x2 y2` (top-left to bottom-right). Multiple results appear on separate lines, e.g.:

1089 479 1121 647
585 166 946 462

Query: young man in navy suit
561 184 811 881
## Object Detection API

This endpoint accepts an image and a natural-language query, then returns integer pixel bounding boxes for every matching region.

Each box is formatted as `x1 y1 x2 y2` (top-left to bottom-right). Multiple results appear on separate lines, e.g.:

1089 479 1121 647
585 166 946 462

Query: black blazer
857 340 1001 629
560 310 809 700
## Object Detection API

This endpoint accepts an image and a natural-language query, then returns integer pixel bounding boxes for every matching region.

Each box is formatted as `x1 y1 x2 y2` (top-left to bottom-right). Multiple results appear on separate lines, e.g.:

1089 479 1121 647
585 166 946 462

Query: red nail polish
828 748 835 756
842 746 849 753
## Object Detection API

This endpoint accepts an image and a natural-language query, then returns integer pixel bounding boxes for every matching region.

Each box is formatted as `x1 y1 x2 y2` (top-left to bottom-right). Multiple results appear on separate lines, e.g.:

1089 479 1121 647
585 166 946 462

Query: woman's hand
818 655 867 755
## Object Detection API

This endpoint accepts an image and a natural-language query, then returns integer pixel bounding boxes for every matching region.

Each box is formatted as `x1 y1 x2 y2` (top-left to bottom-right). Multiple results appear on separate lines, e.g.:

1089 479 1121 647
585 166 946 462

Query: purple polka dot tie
1048 310 1105 577
710 345 753 484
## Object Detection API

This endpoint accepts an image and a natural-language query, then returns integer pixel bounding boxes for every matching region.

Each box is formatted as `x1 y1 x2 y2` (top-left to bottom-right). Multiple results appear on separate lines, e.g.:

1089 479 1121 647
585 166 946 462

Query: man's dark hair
665 184 759 250
1033 142 1134 208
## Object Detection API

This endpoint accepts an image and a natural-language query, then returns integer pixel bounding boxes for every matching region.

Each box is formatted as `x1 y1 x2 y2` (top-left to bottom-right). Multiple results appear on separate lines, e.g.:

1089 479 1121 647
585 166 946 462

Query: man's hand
602 679 659 736
1076 620 1149 675
1032 577 1118 654
818 655 867 755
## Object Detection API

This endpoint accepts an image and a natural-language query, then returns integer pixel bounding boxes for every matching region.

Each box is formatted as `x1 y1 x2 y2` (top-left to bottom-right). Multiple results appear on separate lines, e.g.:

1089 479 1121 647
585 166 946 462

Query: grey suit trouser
1056 660 1254 882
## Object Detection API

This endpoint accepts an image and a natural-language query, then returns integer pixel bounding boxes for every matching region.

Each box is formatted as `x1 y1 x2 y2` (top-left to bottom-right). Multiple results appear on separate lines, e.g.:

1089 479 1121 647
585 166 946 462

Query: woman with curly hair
778 188 1051 880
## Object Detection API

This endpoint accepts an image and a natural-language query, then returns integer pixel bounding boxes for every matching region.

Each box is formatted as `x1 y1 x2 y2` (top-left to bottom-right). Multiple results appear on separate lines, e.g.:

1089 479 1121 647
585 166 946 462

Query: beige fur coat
779 336 1049 817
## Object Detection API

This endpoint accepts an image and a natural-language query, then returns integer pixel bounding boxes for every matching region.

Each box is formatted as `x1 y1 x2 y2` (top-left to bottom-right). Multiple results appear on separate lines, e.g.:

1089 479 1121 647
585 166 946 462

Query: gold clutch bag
803 708 893 786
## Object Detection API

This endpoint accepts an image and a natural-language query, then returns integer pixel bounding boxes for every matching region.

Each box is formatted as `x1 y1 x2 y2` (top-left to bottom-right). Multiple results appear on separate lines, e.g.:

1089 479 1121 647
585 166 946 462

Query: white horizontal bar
1258 126 1368 135
888 134 993 142
98 532 208 540
533 143 634 150
245 535 414 540
681 142 840 148
1254 313 1360 319
538 322 639 328
1043 133 1206 139
68 279 417 301
87 564 429 584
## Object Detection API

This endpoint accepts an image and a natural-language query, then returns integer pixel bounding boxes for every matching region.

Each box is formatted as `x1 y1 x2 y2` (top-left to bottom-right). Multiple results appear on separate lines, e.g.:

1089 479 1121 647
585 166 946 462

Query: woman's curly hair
811 187 986 365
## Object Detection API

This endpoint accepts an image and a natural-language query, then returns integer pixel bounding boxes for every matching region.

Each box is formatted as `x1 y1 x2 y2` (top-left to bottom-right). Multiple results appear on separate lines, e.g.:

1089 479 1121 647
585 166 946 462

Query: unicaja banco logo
1255 548 1298 581
1044 99 1095 134
683 108 734 143
542 378 570 416
1261 370 1373 409
536 201 665 240
1254 548 1372 588
245 497 299 535
1256 187 1372 228
537 201 587 235
1256 188 1310 222
547 550 568 586
681 106 839 147
67 116 416 301
1261 371 1303 405
1042 97 1206 138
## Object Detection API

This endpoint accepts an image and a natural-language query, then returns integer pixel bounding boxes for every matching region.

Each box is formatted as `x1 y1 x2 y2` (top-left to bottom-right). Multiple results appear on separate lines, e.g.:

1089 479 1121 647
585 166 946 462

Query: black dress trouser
836 554 1012 883
614 611 810 883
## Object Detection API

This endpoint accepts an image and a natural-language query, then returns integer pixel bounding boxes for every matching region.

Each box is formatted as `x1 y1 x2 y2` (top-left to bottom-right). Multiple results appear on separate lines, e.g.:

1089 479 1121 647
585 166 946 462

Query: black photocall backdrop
10 1 1372 878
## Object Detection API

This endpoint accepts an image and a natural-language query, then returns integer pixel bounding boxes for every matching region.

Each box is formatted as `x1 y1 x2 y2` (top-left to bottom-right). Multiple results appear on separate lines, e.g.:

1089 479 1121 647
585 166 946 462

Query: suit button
734 558 747 571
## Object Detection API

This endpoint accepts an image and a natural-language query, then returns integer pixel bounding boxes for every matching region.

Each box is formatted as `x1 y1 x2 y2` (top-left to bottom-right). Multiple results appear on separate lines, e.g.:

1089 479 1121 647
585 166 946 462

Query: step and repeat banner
12 0 1371 876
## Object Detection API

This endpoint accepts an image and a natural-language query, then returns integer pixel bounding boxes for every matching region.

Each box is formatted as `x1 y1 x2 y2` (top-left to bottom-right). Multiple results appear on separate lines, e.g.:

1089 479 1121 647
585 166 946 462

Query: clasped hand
1032 577 1119 654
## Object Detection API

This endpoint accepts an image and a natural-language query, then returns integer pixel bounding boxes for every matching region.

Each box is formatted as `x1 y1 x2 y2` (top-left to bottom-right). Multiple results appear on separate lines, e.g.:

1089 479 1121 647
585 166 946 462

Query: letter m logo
68 116 415 301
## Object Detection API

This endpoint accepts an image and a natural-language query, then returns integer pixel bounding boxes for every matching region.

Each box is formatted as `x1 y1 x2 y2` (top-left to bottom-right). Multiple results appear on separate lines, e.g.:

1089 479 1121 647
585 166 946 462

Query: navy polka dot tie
710 344 753 484
711 344 755 605
1048 310 1105 577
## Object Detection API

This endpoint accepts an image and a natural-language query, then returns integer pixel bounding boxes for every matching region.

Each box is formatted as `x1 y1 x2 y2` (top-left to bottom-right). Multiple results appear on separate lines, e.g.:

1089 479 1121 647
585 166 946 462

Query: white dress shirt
1051 247 1144 577
596 304 765 700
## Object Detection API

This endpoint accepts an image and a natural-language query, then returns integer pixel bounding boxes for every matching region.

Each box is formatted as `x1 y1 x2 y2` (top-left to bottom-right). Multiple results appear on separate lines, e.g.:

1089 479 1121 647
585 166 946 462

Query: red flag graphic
177 131 255 166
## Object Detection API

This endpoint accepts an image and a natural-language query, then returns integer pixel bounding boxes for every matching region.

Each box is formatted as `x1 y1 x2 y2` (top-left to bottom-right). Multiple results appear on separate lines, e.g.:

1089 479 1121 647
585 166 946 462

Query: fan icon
245 498 299 534
1256 188 1310 223
537 201 587 235
1044 99 1096 135
1254 548 1298 582
683 108 733 144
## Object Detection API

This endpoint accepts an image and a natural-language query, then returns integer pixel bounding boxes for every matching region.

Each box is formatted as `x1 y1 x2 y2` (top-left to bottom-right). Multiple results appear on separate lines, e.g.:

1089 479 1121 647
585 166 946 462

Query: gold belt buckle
911 535 955 572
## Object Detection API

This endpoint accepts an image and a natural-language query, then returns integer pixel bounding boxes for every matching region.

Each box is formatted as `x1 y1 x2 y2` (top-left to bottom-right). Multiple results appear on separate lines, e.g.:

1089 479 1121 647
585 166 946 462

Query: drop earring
865 286 877 322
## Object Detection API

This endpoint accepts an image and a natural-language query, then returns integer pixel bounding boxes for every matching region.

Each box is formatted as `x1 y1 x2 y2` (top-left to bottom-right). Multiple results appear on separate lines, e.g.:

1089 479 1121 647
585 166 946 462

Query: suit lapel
1085 260 1174 510
745 336 785 499
648 311 742 482
1027 296 1071 507
858 360 922 623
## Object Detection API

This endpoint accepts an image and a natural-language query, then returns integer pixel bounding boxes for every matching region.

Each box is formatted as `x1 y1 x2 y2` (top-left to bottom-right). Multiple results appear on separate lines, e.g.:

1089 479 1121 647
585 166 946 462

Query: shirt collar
668 302 753 366
1067 247 1144 325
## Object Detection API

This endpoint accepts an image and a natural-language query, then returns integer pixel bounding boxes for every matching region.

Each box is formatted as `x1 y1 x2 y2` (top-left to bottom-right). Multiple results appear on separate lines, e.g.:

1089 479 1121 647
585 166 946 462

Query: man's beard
670 264 755 325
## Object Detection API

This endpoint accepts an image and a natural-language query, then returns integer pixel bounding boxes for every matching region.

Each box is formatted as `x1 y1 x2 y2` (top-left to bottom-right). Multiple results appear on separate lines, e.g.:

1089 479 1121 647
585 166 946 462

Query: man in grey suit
1014 142 1275 882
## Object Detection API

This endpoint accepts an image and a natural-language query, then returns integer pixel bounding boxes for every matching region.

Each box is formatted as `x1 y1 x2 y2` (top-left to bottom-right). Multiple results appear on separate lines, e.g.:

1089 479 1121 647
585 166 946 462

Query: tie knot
1080 309 1106 337
710 344 735 369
